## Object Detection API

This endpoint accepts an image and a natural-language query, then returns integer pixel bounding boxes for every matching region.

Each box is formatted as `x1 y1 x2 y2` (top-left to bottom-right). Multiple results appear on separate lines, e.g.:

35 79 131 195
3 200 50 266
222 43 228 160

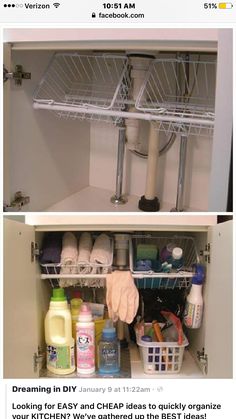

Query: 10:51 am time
103 3 136 9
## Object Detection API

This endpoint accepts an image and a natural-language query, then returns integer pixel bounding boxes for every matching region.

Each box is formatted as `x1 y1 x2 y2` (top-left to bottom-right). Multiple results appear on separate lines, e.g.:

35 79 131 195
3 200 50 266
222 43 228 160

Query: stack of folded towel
59 232 79 287
60 232 78 274
77 232 93 273
90 233 112 273
40 232 112 283
39 232 63 274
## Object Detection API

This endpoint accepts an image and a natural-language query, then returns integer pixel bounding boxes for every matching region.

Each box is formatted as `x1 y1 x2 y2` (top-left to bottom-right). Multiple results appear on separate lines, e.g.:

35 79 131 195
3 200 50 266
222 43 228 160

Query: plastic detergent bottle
170 247 184 269
70 297 83 366
76 303 95 375
70 297 83 342
184 264 204 329
45 288 75 375
160 242 176 262
98 320 120 375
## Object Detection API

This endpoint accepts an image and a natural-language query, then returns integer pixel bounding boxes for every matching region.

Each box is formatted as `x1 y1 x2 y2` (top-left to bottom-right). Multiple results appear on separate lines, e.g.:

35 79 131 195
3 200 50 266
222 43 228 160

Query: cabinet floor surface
45 186 201 212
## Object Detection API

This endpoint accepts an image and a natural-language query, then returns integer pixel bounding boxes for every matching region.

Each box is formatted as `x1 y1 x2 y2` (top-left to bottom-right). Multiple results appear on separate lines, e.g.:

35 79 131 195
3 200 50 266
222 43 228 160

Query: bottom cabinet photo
3 214 232 379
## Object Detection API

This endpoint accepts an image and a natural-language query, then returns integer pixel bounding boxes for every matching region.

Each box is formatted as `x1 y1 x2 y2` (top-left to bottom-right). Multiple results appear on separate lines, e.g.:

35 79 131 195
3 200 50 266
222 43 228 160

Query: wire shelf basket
134 276 191 290
40 262 111 288
33 53 130 125
136 57 216 136
40 261 112 276
40 234 113 287
130 234 199 289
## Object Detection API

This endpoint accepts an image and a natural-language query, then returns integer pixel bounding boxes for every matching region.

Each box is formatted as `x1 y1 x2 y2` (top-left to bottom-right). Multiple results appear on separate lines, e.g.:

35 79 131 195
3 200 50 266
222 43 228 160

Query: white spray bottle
184 264 204 329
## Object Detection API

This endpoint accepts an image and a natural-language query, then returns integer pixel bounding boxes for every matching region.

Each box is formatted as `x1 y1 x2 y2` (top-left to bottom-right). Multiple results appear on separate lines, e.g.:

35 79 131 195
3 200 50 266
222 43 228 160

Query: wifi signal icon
53 2 60 8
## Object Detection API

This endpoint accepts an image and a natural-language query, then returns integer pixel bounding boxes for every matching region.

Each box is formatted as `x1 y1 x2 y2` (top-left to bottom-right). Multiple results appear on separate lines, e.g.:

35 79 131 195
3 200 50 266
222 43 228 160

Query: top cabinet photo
3 29 233 212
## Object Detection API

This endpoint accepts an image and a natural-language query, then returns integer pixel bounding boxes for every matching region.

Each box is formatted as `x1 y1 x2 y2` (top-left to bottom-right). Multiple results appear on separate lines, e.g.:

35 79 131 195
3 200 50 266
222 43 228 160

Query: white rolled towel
60 232 78 274
77 232 93 273
90 233 112 272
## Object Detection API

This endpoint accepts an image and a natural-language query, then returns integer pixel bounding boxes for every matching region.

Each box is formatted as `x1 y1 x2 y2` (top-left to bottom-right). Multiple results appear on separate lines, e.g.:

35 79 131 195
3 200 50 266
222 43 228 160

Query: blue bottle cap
192 263 205 285
141 335 152 342
102 320 116 339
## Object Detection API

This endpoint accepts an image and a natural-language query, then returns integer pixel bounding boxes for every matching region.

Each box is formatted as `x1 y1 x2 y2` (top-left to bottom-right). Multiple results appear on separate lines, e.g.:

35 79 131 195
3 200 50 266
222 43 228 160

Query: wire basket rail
136 57 216 136
33 53 130 125
33 53 216 134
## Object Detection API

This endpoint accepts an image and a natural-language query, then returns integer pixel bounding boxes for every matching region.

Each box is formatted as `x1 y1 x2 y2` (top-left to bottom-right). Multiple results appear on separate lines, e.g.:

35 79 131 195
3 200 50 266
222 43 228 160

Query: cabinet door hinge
31 242 40 262
33 347 45 373
200 243 211 263
4 64 31 85
3 191 30 212
197 347 208 375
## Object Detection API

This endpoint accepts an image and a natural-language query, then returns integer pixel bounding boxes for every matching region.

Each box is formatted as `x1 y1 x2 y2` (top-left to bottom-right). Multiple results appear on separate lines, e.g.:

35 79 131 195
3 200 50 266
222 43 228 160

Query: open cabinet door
4 218 40 378
203 220 233 378
3 43 11 207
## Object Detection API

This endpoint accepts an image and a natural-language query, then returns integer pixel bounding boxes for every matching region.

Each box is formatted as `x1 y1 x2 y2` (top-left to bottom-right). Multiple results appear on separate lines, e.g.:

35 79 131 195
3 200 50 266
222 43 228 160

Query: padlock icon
92 12 96 18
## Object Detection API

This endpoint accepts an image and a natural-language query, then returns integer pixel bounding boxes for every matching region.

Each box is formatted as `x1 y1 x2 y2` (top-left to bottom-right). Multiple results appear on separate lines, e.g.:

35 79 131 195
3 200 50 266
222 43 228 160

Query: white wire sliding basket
33 53 217 135
33 53 131 125
136 57 217 136
130 235 199 290
40 236 113 289
40 264 112 289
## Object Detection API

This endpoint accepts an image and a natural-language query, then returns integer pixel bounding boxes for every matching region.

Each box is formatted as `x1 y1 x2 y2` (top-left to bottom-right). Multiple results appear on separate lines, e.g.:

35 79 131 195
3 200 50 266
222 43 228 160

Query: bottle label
77 327 95 369
184 302 203 329
47 345 75 370
101 348 118 366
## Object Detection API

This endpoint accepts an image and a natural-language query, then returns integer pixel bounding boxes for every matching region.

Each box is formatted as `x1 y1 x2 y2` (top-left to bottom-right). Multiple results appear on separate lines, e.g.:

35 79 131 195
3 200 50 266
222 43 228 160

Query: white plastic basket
136 323 188 374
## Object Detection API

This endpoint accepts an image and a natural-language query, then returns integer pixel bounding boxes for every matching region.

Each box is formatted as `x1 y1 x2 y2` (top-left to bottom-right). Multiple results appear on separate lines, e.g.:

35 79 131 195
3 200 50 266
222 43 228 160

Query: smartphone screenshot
1 1 235 419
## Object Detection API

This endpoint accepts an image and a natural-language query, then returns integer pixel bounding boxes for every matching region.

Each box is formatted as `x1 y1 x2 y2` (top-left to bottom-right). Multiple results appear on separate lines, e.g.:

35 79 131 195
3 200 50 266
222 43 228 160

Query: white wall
9 50 90 211
89 124 212 211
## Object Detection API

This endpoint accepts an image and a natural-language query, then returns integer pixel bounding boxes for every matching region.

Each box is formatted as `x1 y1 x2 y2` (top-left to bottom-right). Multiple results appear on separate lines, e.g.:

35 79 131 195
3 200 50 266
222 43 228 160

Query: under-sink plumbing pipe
126 54 160 211
171 55 190 212
125 55 154 151
111 123 127 205
138 123 160 212
171 134 188 212
111 54 154 206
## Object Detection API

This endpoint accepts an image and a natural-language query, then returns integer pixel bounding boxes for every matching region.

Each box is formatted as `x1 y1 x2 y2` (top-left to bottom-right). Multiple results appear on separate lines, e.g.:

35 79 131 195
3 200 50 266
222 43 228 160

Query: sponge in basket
136 244 158 260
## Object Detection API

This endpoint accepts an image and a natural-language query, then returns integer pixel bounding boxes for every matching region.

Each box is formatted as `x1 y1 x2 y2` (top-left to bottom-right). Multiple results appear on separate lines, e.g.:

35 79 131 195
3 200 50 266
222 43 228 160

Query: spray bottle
184 264 204 329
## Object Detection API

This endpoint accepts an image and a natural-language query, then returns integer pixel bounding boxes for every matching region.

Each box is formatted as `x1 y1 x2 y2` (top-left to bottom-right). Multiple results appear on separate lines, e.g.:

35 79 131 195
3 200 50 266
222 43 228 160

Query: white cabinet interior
3 217 233 380
3 29 232 212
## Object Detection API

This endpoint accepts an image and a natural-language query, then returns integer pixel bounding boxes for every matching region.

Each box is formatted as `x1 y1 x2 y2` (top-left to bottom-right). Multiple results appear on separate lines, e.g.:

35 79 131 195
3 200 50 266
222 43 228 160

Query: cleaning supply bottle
170 247 184 269
184 264 204 329
98 320 120 375
45 288 75 375
76 303 95 375
160 242 176 262
70 296 83 366
70 297 83 342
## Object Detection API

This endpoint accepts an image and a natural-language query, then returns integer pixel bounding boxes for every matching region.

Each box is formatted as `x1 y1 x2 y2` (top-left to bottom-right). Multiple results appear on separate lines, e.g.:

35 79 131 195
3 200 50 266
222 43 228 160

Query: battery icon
218 3 233 8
